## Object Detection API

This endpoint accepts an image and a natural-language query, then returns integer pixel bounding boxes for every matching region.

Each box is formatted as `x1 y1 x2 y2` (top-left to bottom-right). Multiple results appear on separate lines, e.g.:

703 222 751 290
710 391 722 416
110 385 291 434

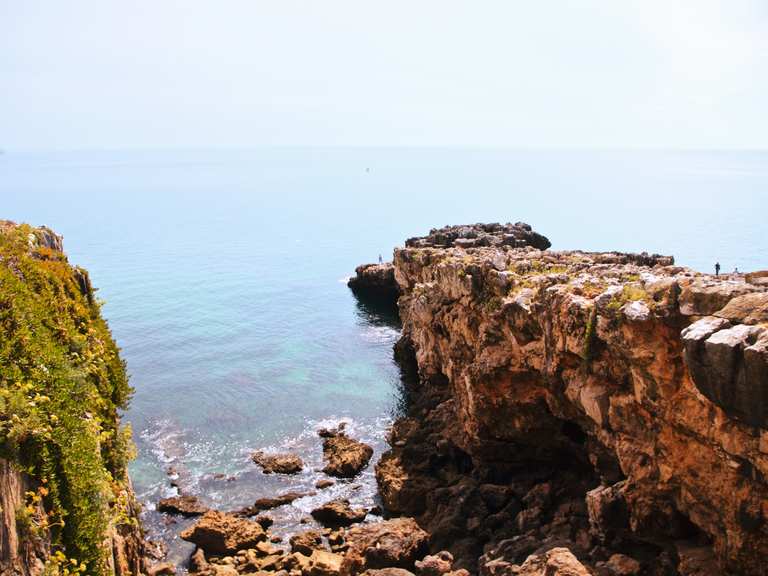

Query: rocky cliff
0 221 145 576
371 224 768 576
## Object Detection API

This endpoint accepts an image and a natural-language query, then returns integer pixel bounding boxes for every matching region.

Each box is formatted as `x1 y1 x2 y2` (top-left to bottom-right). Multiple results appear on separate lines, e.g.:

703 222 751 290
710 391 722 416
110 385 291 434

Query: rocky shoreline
5 220 767 576
149 222 767 576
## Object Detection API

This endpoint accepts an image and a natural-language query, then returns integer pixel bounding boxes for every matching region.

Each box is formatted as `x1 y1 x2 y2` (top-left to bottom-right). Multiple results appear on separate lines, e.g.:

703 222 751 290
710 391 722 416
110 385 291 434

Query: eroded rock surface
404 223 551 251
348 263 400 302
322 434 374 478
158 495 209 517
341 518 430 576
311 500 368 527
181 510 267 555
372 230 768 575
252 451 305 474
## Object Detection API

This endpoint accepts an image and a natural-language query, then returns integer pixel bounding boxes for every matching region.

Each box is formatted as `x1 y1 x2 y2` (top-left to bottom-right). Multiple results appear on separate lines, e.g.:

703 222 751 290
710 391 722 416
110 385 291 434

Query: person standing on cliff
379 254 383 264
715 262 721 276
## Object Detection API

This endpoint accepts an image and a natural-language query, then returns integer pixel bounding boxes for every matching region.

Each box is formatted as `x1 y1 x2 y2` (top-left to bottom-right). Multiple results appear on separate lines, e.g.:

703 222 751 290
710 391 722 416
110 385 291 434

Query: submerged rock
322 435 374 478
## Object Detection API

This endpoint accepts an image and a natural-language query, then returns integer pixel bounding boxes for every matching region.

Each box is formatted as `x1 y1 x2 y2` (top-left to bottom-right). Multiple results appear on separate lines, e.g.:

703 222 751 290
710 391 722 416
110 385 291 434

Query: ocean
2 148 766 566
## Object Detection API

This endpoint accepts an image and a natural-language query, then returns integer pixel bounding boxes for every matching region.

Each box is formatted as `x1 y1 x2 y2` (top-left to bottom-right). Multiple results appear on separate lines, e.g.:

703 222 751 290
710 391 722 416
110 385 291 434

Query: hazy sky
1 0 767 149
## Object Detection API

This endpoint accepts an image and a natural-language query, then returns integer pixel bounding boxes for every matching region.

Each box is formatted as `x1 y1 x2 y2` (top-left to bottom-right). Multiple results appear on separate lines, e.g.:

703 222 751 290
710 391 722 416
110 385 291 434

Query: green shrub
0 224 134 575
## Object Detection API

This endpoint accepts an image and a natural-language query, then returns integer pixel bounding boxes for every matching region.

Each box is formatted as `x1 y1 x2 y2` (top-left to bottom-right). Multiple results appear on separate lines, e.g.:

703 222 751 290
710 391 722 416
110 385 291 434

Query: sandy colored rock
180 510 266 555
252 451 304 474
415 551 453 576
322 435 374 478
604 553 641 575
514 548 591 576
311 499 368 527
290 530 325 555
157 495 209 517
309 550 344 576
371 230 768 575
147 562 177 576
341 518 429 576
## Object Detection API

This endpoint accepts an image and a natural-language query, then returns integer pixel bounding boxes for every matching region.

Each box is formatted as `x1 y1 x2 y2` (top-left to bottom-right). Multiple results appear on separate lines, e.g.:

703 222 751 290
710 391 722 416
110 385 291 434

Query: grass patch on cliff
606 284 650 313
0 224 134 575
581 306 598 370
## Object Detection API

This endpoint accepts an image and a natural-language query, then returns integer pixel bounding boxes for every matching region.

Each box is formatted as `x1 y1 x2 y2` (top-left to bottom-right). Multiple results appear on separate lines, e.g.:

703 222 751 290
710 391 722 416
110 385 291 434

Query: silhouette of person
378 254 383 264
734 267 739 274
715 262 721 276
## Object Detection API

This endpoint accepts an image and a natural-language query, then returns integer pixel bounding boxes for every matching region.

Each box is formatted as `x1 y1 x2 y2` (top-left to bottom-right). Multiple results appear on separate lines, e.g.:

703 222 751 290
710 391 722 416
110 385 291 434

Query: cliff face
375 225 768 575
0 222 145 576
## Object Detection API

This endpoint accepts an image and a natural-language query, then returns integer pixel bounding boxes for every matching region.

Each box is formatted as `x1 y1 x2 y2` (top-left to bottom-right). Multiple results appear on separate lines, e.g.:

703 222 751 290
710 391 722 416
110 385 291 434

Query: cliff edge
371 223 767 575
0 221 145 576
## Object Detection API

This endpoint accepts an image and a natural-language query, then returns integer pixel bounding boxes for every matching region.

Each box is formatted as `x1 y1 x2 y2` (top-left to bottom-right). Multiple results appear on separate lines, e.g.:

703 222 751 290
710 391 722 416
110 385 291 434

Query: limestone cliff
0 222 145 576
373 224 768 575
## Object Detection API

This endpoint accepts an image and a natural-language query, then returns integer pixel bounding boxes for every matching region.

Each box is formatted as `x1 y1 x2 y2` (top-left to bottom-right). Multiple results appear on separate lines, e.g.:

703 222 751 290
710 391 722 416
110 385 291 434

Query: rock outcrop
370 225 768 575
404 223 551 251
348 263 400 302
181 511 267 555
322 433 374 478
0 222 146 576
158 495 209 517
311 500 368 527
251 451 305 474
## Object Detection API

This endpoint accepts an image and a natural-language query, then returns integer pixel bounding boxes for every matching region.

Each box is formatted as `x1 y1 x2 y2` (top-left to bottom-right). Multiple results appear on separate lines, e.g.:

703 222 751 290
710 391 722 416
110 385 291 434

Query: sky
1 0 767 150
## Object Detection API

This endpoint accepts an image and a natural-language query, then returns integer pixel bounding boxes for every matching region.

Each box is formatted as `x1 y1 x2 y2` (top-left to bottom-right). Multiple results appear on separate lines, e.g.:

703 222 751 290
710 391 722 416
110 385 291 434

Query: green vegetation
605 284 649 313
0 224 134 575
581 306 598 369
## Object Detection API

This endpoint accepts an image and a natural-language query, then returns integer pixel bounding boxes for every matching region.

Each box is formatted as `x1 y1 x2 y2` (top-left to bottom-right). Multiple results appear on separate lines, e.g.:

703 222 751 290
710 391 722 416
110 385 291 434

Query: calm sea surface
2 149 767 564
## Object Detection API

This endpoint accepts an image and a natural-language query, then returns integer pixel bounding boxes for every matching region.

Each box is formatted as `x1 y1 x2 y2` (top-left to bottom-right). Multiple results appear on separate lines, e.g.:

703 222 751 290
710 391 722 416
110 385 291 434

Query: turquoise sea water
2 149 767 564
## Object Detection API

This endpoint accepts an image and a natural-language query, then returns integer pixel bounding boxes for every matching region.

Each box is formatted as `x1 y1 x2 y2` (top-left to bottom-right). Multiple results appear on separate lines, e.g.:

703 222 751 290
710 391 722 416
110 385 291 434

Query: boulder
290 530 326 555
415 551 454 576
180 510 266 555
310 550 345 576
682 318 768 427
513 548 591 576
714 292 768 325
323 435 374 478
157 495 209 517
361 570 416 576
311 499 368 527
341 518 429 576
147 562 176 576
252 451 304 474
679 280 756 316
239 491 316 514
604 553 641 575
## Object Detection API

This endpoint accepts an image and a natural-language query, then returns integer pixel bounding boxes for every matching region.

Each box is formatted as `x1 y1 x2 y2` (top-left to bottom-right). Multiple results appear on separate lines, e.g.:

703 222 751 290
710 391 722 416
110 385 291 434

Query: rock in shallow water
157 495 209 517
252 451 304 474
311 499 368 527
322 434 374 478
